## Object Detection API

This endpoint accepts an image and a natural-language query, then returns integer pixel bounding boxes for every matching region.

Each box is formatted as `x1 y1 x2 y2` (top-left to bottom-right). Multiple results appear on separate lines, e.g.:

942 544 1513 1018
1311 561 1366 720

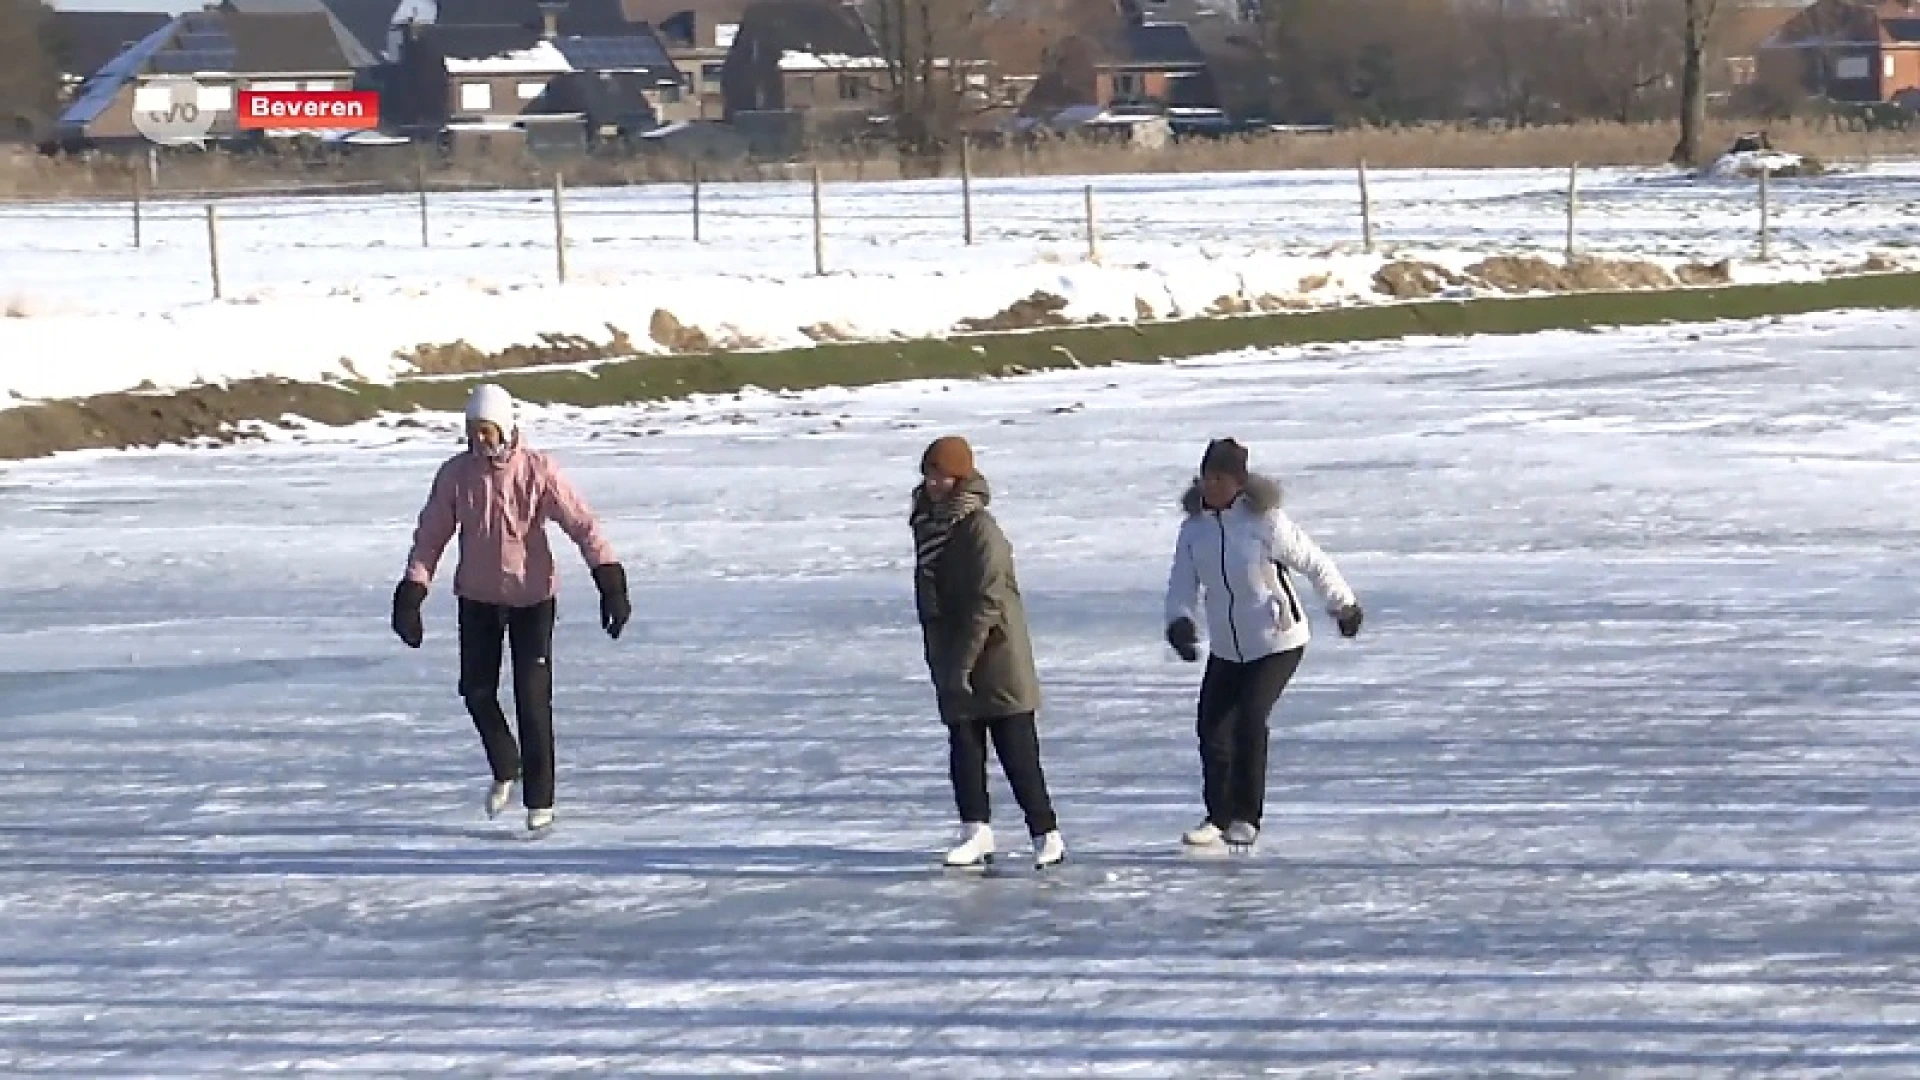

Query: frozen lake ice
2 312 1918 1075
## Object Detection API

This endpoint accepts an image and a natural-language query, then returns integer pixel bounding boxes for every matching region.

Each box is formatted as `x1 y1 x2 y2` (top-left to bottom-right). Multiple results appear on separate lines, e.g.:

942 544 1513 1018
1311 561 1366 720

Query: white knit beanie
465 383 515 435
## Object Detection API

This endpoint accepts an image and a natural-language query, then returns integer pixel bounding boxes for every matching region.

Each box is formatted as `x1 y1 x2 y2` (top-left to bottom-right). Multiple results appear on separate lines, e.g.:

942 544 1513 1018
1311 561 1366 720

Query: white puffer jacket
1164 473 1357 663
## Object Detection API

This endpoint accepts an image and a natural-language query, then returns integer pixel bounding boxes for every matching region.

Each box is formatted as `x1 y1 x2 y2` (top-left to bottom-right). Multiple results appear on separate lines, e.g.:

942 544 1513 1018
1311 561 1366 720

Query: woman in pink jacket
390 384 630 834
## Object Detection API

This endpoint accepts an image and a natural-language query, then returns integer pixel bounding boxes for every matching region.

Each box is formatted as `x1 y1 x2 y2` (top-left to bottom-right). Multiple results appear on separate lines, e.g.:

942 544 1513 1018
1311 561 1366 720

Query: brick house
1022 19 1221 117
624 0 752 120
384 0 689 142
1758 0 1920 103
719 0 885 118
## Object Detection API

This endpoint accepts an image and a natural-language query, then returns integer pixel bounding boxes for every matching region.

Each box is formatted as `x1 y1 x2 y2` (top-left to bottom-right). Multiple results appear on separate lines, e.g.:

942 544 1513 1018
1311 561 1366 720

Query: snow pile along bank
0 244 1900 408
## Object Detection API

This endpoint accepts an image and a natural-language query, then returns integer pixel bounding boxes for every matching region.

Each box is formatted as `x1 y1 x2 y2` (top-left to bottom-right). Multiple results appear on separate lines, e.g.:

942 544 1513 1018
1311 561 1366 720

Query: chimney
538 0 567 39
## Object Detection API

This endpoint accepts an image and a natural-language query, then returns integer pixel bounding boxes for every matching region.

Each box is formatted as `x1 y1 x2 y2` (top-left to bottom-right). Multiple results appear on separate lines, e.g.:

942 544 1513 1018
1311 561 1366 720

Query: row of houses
42 0 1920 157
45 0 1236 156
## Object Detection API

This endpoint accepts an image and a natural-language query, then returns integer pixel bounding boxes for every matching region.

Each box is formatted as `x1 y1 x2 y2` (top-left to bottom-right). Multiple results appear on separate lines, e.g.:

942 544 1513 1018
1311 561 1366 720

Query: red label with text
236 90 380 129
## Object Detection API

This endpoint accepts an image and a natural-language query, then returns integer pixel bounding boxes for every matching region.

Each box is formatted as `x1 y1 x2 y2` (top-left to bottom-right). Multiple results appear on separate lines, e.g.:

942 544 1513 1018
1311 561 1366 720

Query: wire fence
4 158 1914 309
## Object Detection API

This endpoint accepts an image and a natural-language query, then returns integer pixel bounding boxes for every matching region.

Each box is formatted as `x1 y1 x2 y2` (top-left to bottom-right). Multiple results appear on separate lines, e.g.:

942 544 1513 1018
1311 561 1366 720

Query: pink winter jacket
404 444 617 609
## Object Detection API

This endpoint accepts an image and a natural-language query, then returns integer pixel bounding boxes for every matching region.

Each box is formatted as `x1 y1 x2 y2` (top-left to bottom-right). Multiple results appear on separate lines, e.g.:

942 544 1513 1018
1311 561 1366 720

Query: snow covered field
2 312 1918 1075
2 163 1918 405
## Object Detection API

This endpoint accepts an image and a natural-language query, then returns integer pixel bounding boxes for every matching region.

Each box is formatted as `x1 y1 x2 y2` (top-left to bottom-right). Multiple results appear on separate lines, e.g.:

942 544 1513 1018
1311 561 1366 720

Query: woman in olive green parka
910 435 1065 871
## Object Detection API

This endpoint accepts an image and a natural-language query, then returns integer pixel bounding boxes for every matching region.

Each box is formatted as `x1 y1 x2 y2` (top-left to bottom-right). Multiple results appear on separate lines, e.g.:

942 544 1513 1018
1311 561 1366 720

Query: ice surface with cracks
2 313 1920 1075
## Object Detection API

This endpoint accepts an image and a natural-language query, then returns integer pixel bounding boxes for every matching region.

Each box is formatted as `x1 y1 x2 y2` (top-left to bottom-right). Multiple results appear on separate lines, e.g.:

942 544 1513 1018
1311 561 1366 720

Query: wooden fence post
205 204 222 300
1084 184 1098 262
812 165 826 276
552 170 568 284
961 136 974 247
1359 159 1375 253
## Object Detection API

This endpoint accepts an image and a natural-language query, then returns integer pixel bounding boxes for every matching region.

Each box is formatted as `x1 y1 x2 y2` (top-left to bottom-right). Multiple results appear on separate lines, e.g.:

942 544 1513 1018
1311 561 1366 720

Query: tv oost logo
132 76 220 147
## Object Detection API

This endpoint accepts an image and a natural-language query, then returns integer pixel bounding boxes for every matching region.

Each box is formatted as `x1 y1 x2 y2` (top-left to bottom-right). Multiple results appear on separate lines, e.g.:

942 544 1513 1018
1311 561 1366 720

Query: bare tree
0 0 59 143
1456 0 1567 125
865 0 988 168
1672 0 1722 164
1561 0 1680 123
975 0 1117 79
1259 0 1474 125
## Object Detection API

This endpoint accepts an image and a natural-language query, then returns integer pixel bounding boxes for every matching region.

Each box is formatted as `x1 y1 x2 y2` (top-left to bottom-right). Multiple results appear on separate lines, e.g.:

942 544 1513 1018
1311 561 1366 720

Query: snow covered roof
444 38 573 73
777 50 886 71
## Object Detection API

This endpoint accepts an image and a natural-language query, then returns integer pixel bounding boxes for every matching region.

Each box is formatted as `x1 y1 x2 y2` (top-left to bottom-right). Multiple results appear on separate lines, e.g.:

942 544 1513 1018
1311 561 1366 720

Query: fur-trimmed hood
1181 472 1281 516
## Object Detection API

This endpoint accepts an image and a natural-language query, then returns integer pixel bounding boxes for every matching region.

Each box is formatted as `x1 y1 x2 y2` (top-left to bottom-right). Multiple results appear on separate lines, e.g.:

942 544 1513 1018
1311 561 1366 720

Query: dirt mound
1563 257 1674 291
958 291 1070 332
401 327 635 376
1465 255 1673 293
1676 260 1733 286
1466 256 1572 292
650 309 713 353
1373 260 1465 299
800 322 855 343
0 379 381 461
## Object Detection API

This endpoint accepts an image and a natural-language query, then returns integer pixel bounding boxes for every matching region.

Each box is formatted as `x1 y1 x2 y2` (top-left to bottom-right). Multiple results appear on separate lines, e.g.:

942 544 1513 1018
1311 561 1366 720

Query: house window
1887 54 1898 79
1112 72 1145 99
838 74 864 100
716 22 737 47
461 82 493 111
659 84 682 103
1836 56 1871 81
517 81 545 100
702 62 725 83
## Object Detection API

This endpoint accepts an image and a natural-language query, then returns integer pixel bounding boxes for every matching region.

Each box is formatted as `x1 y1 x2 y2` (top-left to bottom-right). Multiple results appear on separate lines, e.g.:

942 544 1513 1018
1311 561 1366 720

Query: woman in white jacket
1163 438 1364 849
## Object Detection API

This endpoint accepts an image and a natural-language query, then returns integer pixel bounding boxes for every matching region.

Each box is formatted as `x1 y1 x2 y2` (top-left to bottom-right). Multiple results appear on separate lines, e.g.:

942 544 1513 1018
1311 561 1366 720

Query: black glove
592 562 630 640
1336 603 1363 639
1165 617 1199 662
391 579 427 648
936 667 973 721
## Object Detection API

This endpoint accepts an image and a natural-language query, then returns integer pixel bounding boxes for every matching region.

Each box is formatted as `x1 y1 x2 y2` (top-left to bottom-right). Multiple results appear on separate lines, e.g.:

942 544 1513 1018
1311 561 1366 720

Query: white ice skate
485 780 514 819
1033 830 1066 870
944 823 994 868
1224 821 1259 849
1182 820 1224 847
527 808 554 834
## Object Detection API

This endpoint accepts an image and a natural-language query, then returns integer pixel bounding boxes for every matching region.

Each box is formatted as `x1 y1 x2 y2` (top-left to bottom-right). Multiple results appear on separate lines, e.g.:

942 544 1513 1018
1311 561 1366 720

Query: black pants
458 597 557 811
949 712 1058 837
1197 647 1303 830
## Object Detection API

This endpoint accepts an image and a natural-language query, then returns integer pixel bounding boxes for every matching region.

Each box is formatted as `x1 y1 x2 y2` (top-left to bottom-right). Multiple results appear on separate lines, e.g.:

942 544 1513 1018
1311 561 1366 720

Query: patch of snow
1706 149 1807 179
0 163 1914 405
777 51 887 71
445 41 573 74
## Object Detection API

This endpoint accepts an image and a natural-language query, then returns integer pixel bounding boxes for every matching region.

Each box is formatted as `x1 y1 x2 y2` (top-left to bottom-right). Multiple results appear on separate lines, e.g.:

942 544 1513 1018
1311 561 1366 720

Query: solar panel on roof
557 35 672 72
151 48 239 72
56 19 175 127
